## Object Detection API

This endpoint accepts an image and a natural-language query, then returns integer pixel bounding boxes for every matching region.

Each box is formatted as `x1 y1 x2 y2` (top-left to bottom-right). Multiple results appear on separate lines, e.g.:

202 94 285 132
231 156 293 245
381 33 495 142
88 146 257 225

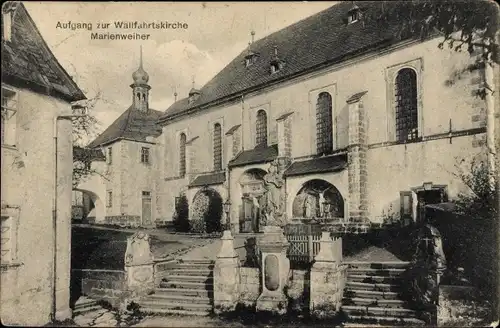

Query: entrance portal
191 188 223 233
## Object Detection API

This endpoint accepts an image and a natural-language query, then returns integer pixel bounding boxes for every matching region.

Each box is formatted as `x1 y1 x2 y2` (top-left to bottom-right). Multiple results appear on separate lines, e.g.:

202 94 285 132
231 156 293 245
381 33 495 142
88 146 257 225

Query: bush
189 217 207 233
173 194 190 232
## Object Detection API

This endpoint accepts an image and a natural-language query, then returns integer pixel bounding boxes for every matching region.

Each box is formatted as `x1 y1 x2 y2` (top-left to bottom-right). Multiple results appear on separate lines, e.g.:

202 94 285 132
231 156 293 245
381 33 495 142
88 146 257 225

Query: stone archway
292 179 345 220
73 188 104 224
191 188 223 233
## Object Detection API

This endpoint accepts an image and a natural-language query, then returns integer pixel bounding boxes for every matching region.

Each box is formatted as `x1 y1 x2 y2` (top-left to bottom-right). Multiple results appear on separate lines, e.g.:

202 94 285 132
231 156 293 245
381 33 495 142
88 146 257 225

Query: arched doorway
72 189 104 224
239 168 267 233
191 188 223 233
292 179 344 220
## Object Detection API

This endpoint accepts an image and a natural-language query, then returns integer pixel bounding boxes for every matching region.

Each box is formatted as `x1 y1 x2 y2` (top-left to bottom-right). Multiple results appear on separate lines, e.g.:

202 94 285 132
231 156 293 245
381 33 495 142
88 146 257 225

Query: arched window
316 92 333 155
136 92 140 102
395 68 418 142
179 133 186 177
256 110 267 147
213 123 222 171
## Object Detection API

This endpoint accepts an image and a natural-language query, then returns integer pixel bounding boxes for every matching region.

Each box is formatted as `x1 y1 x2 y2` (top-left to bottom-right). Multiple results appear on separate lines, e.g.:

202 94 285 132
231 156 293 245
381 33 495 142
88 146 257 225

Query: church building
87 1 487 233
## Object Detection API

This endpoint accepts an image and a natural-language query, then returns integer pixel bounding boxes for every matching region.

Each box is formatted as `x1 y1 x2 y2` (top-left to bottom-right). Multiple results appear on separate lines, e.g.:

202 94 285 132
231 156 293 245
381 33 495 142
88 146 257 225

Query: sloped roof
283 153 348 177
189 172 226 188
159 1 401 122
1 2 86 102
228 144 278 168
88 107 163 148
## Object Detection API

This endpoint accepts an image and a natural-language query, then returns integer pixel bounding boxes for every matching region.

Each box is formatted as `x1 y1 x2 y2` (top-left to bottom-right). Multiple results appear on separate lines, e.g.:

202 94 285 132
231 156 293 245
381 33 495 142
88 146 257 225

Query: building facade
1 2 86 325
88 2 488 233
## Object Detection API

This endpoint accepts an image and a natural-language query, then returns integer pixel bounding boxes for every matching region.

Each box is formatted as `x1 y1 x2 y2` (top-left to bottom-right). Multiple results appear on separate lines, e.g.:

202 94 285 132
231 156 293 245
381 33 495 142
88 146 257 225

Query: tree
71 91 106 189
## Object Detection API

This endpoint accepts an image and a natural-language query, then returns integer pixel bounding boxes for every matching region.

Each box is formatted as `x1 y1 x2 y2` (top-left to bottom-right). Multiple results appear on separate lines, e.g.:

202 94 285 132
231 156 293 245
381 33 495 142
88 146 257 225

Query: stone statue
303 194 316 218
125 232 154 266
259 160 286 227
403 224 447 310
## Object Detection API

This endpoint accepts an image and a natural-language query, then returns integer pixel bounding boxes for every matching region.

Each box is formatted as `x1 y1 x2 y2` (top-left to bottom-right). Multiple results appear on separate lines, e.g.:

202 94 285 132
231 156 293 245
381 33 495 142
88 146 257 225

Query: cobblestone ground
73 307 147 327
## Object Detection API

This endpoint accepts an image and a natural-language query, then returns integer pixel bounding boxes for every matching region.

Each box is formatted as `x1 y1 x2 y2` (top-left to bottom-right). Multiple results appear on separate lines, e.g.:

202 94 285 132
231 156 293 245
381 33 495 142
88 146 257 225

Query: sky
24 1 335 138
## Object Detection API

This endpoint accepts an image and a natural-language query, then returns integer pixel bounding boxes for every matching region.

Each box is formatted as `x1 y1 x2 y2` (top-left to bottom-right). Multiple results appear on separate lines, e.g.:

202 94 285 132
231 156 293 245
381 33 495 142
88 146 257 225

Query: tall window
179 133 186 177
107 147 112 164
106 191 112 208
316 92 333 155
256 110 267 147
395 68 418 142
213 123 222 171
141 147 150 164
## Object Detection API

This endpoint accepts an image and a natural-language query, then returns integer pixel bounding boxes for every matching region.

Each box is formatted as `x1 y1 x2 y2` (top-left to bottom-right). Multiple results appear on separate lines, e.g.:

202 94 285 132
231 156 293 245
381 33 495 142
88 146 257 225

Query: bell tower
131 46 151 112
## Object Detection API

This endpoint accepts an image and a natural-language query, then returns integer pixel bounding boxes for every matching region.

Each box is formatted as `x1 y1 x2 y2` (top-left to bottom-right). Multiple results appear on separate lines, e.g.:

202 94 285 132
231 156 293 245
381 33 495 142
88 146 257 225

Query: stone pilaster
256 226 290 315
213 230 241 313
276 112 294 158
347 92 368 223
225 124 242 159
310 232 347 319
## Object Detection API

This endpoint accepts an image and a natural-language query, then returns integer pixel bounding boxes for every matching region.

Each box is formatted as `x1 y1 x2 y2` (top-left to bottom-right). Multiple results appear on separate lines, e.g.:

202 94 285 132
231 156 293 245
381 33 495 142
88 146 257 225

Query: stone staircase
137 259 214 316
341 261 426 326
72 296 106 316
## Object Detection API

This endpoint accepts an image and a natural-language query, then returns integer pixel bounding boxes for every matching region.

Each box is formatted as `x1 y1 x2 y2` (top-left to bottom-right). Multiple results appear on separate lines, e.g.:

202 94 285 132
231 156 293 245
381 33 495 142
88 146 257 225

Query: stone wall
76 269 131 309
103 215 141 227
239 267 260 306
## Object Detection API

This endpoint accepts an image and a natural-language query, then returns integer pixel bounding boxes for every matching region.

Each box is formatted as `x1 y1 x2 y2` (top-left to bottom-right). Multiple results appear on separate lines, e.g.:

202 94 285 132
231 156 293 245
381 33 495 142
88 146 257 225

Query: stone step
344 315 426 326
343 289 400 300
159 280 213 290
73 300 98 310
146 293 212 305
163 275 213 283
173 263 214 270
73 304 103 316
346 281 401 292
154 287 213 298
138 299 213 311
169 268 212 276
342 297 406 308
139 307 211 317
344 261 410 269
348 274 401 284
347 268 405 277
178 259 215 265
341 305 417 318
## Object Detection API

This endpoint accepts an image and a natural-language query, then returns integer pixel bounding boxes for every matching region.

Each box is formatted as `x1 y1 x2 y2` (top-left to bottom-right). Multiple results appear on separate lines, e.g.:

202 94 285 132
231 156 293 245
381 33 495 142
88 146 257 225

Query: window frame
141 146 150 164
213 123 222 171
394 68 419 143
316 92 334 155
1 86 18 148
385 58 423 143
106 190 113 208
1 206 20 267
255 109 268 147
107 147 113 165
179 132 187 177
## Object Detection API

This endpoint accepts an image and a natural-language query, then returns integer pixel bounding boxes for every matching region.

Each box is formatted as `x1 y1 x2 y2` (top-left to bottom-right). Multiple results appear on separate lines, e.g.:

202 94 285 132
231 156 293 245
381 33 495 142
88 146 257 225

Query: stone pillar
214 230 241 313
347 91 368 223
276 112 294 158
256 226 290 315
124 232 155 297
310 232 347 318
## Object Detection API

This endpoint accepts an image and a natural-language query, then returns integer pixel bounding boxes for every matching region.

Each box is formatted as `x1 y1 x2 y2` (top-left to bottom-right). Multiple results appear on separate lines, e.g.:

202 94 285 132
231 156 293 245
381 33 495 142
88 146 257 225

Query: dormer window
245 53 259 68
347 5 361 24
188 88 201 104
269 45 284 74
270 62 281 74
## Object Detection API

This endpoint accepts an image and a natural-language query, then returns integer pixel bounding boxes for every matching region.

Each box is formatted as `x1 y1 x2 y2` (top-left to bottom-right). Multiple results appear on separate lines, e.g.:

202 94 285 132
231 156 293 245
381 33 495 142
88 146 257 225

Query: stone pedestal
124 232 155 297
255 226 290 315
310 232 346 318
214 230 241 314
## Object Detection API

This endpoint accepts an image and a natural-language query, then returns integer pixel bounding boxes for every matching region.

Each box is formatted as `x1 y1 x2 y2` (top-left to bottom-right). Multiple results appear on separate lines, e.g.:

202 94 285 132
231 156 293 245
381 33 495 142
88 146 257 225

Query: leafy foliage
173 194 190 232
189 217 207 233
453 158 497 221
364 1 499 63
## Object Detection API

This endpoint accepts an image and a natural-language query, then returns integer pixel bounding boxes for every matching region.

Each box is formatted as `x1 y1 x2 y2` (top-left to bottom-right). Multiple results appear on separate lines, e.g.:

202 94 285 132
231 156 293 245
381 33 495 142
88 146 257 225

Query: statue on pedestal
259 160 287 227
